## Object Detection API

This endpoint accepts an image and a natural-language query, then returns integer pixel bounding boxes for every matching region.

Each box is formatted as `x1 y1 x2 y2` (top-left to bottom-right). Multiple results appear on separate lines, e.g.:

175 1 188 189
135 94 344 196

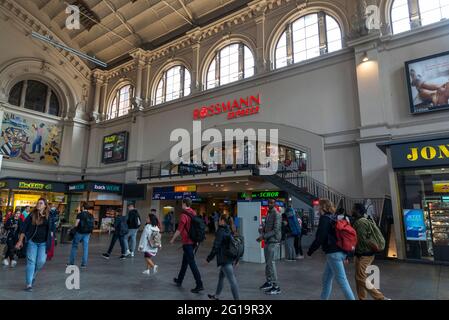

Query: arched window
154 65 191 105
391 0 449 34
206 43 254 90
108 84 133 120
8 80 61 116
274 12 342 69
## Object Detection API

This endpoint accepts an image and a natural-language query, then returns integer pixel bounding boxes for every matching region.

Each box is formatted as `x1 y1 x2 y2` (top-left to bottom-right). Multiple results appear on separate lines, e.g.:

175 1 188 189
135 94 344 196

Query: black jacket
114 216 128 236
207 225 234 267
20 214 55 254
308 213 344 255
5 217 22 244
127 209 141 229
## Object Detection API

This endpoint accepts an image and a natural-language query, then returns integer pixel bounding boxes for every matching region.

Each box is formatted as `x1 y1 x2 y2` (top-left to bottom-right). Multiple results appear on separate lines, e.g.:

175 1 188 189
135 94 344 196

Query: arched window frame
204 42 255 90
273 11 343 70
7 79 62 117
107 82 134 120
152 64 191 106
390 0 449 35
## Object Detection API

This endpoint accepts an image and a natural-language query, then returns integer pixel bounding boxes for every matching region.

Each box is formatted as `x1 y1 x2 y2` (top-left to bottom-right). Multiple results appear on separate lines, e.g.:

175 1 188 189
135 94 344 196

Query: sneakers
296 255 304 259
10 260 17 268
286 259 296 262
119 255 127 260
130 252 135 258
142 269 150 275
173 278 182 287
208 294 219 300
80 265 87 269
25 286 33 292
265 285 281 295
153 265 158 274
126 250 131 256
259 282 272 291
191 286 204 294
2 259 9 266
101 253 110 260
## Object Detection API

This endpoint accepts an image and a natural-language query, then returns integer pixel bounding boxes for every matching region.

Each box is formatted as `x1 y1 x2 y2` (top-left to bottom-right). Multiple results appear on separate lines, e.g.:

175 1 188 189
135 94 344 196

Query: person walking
3 209 22 267
21 206 31 221
124 203 141 257
170 197 204 293
295 211 307 259
307 199 355 300
138 213 161 275
206 214 240 300
350 203 389 300
102 212 128 260
15 197 55 292
68 203 94 268
282 201 300 262
257 199 282 295
213 211 220 233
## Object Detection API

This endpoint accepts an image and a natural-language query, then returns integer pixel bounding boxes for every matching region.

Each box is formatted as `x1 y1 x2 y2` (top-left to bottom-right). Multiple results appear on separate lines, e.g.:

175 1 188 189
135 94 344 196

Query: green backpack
355 218 385 253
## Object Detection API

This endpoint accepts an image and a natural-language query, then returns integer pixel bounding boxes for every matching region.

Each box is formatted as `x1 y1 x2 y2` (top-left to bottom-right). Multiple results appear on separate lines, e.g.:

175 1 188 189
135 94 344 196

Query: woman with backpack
3 209 22 267
15 197 55 292
206 214 240 300
350 203 389 300
307 199 355 300
138 213 161 275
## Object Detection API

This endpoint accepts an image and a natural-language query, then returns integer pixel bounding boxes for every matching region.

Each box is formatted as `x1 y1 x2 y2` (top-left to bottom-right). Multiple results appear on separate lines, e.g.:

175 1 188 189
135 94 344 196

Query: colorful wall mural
0 112 63 165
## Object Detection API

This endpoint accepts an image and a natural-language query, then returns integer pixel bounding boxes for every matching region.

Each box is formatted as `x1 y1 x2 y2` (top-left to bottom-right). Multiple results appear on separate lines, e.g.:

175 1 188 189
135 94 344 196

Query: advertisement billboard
403 209 427 241
405 51 449 114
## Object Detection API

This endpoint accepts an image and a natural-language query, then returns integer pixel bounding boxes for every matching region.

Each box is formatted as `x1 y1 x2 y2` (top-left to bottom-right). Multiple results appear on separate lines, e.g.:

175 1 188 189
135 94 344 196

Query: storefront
379 135 449 263
0 178 67 218
66 181 123 231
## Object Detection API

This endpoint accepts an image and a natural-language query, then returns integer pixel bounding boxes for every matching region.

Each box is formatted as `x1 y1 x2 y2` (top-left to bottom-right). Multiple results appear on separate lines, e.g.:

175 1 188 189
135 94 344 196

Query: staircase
253 166 369 212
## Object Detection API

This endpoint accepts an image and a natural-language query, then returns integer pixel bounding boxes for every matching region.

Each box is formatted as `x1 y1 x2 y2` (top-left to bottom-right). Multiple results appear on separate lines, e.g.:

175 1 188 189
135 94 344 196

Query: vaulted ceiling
18 0 253 68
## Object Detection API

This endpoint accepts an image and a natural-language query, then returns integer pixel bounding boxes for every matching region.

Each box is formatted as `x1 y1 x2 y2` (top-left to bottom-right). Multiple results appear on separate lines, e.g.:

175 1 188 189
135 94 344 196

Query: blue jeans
26 240 47 287
69 232 90 266
177 244 203 287
215 263 240 300
321 251 355 300
32 136 42 153
124 229 138 254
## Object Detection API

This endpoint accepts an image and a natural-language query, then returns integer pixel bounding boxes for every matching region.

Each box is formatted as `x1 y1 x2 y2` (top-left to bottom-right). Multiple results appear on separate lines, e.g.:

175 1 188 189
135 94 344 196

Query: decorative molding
0 0 91 81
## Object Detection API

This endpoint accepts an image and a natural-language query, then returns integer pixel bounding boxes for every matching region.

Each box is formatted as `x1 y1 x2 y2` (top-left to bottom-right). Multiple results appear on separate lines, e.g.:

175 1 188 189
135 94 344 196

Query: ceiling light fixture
361 51 369 63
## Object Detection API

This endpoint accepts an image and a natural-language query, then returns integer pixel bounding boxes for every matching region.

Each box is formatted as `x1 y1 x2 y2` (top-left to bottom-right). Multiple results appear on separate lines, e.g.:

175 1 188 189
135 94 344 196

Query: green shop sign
18 181 52 190
92 183 121 193
68 183 86 191
238 191 284 200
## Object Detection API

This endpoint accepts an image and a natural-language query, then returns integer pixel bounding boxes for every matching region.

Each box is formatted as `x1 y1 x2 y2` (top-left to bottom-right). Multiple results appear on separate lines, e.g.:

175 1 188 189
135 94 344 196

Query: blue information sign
403 209 427 241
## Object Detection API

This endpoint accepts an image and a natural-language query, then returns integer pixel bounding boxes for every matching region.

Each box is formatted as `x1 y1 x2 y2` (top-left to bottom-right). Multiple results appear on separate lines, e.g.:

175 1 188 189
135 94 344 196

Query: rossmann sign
391 138 449 169
193 94 260 120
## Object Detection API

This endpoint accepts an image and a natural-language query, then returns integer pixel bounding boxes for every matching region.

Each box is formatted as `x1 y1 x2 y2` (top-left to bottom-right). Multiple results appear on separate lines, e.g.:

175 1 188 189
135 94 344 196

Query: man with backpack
68 203 94 268
257 199 282 295
170 197 205 293
282 201 301 262
124 203 141 257
350 203 389 300
102 211 129 260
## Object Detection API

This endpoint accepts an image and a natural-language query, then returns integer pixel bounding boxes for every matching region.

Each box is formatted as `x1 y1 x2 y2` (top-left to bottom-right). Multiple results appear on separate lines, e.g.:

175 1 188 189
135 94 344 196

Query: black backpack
78 211 94 234
185 211 206 244
225 234 244 260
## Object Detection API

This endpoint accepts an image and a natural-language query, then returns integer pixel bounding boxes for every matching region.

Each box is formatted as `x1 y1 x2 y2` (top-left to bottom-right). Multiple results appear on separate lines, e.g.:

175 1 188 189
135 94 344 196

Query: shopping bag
47 237 55 261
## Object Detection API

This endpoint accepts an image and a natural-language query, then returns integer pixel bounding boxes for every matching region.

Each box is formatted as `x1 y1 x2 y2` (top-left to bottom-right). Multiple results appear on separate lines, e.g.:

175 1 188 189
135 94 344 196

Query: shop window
391 0 449 35
107 84 134 120
274 12 342 69
7 80 61 116
154 65 191 105
206 43 255 90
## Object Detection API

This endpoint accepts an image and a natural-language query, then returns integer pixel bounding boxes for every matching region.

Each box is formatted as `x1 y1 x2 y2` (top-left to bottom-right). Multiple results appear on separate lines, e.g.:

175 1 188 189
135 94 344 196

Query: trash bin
60 225 72 244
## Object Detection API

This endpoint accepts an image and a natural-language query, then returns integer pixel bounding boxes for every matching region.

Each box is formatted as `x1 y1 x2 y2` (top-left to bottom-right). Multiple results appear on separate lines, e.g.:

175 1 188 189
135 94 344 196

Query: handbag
46 237 55 261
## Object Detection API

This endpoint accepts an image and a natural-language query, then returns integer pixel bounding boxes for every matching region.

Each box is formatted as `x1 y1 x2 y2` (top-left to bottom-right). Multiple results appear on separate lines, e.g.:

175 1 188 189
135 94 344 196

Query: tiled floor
1 233 448 300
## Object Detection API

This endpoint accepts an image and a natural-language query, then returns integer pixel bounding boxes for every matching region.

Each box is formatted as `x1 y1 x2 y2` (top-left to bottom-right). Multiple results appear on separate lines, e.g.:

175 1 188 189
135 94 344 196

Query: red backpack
334 219 357 252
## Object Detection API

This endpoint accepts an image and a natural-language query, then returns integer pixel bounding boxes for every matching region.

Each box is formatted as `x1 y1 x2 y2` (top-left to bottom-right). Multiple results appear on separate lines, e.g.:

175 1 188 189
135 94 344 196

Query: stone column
144 60 152 104
92 73 103 120
191 41 201 94
20 80 28 107
44 86 52 114
100 80 108 120
255 12 267 73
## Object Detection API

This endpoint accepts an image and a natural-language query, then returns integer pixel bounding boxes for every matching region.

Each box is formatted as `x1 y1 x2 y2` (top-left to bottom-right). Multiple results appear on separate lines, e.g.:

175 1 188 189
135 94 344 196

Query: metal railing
138 161 255 180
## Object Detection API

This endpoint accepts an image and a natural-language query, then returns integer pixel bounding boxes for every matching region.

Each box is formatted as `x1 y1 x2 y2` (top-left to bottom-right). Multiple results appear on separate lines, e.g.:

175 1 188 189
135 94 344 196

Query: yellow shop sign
406 145 449 162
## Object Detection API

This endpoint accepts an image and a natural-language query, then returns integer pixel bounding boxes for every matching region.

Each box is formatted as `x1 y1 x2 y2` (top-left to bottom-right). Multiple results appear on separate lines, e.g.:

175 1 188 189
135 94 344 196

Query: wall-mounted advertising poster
405 51 449 114
102 131 129 164
403 209 427 241
0 112 63 165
